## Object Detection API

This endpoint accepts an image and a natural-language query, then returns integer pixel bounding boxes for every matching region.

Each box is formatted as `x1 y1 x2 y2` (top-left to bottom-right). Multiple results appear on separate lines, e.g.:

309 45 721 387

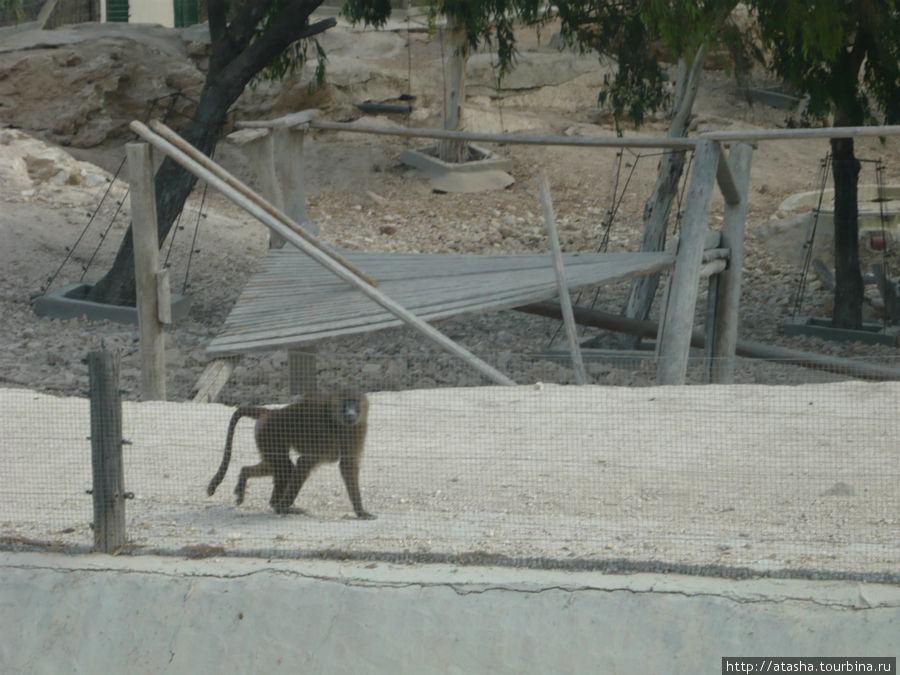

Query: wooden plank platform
207 249 676 354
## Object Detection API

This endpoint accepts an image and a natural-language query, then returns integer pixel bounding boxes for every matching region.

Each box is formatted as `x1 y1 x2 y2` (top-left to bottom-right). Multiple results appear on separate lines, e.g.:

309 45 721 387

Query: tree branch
218 5 335 90
230 0 274 50
304 17 338 39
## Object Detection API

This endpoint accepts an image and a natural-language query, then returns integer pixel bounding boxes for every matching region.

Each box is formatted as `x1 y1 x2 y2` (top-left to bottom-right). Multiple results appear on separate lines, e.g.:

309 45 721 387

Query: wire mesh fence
1 352 897 581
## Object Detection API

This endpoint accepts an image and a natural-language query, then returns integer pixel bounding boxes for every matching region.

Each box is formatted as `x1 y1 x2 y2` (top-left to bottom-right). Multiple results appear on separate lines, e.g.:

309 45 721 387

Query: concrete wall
1 552 897 673
100 1 174 27
129 2 174 27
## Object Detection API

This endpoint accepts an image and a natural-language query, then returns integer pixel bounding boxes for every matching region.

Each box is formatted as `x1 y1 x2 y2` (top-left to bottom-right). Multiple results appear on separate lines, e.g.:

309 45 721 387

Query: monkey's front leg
270 457 315 514
340 457 376 520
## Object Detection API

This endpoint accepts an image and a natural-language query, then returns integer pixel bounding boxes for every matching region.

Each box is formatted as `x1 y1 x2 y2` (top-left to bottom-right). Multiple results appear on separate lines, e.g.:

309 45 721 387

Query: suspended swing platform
205 248 675 354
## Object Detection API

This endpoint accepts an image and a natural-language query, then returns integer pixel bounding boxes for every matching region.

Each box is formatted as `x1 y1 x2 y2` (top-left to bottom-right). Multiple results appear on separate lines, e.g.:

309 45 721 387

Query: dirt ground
2 383 897 577
0 18 897 576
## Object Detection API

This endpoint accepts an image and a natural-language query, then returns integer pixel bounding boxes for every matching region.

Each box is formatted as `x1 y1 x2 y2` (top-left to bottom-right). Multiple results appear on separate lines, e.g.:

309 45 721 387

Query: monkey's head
334 391 368 426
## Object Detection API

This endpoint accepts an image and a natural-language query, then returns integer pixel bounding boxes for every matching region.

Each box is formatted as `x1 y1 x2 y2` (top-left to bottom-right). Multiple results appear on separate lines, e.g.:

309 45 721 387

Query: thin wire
874 160 892 329
791 153 831 319
79 193 128 282
80 95 184 280
39 158 126 293
547 150 641 347
181 154 213 294
672 149 694 236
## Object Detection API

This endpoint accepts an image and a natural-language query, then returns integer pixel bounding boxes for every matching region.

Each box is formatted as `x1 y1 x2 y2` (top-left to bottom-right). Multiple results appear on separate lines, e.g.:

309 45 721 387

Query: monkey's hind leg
233 462 271 505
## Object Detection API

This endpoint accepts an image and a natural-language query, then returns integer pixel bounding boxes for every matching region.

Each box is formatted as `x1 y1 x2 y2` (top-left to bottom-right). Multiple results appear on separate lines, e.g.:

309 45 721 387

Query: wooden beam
657 138 719 385
192 358 238 403
126 142 166 401
309 120 700 150
702 125 900 142
709 142 754 383
130 120 516 386
517 302 900 381
699 259 727 278
538 172 587 385
305 121 900 150
715 143 741 206
235 109 318 130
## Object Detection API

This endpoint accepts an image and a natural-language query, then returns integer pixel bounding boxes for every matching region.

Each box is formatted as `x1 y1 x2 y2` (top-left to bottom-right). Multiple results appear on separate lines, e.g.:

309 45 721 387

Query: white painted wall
101 1 176 27
130 2 175 27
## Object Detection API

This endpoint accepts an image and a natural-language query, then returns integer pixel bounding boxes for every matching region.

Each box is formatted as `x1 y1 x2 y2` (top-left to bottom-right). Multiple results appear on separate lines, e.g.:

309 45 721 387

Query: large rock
0 23 205 147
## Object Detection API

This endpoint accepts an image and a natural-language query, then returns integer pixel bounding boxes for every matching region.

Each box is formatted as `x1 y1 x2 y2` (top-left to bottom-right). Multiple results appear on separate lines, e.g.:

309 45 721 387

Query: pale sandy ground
2 383 897 578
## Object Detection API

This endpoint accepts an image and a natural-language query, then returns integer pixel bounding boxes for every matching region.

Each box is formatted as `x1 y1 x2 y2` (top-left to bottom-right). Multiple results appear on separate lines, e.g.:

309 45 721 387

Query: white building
101 0 201 28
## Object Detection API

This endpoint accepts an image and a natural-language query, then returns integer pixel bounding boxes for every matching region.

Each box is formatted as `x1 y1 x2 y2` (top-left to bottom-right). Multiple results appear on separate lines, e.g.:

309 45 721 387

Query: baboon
207 390 374 519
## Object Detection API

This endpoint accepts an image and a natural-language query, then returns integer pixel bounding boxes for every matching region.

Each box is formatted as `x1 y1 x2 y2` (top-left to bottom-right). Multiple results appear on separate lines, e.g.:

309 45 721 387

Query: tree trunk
438 15 469 164
830 135 864 329
86 2 336 307
827 33 868 330
621 44 708 345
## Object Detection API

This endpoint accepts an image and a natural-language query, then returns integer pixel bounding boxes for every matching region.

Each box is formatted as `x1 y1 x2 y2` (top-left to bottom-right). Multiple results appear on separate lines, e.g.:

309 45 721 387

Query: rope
791 153 831 319
37 92 218 299
36 94 174 294
874 159 893 328
180 155 212 294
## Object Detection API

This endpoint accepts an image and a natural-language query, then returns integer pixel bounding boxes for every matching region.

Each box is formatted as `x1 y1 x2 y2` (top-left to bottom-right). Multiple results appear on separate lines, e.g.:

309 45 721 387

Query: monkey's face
337 396 365 426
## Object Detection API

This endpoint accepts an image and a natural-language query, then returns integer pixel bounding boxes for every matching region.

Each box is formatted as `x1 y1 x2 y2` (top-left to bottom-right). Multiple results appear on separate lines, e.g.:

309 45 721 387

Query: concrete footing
33 282 191 325
2 552 897 672
783 316 899 347
401 144 514 193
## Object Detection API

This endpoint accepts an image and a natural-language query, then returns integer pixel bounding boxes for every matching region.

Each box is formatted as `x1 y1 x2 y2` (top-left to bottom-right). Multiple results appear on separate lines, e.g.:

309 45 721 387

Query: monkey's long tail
207 405 267 496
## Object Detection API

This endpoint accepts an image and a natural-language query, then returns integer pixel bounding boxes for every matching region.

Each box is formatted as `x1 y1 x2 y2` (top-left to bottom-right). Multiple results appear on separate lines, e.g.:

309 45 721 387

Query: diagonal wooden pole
538 172 587 385
657 138 720 385
148 120 376 287
130 120 516 386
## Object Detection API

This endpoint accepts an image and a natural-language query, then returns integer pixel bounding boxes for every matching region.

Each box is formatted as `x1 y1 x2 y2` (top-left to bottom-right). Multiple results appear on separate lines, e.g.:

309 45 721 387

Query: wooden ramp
207 248 675 355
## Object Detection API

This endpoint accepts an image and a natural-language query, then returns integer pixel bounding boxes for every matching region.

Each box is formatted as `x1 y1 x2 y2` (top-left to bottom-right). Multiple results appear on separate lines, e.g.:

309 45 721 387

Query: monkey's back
262 394 368 463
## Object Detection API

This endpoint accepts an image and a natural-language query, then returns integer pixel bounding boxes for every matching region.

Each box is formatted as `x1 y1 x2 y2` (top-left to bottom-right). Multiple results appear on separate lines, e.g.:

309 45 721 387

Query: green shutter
106 0 128 22
174 0 199 27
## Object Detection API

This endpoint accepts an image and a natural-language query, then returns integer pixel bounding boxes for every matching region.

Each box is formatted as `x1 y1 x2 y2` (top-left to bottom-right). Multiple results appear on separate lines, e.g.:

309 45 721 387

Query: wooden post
127 142 166 400
439 15 469 163
709 142 754 383
88 350 126 553
288 349 318 396
191 358 238 403
231 126 314 249
538 172 587 384
258 131 287 249
231 123 316 391
657 138 719 385
273 127 309 232
277 127 316 393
